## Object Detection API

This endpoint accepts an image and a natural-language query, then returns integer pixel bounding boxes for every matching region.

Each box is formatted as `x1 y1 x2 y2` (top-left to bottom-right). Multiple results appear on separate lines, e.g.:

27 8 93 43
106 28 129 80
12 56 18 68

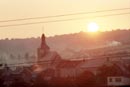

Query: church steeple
36 27 61 68
41 34 45 48
37 33 50 59
40 34 50 50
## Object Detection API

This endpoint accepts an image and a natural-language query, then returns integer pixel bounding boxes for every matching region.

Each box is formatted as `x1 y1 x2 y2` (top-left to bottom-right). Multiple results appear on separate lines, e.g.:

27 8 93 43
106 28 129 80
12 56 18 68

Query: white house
107 76 130 86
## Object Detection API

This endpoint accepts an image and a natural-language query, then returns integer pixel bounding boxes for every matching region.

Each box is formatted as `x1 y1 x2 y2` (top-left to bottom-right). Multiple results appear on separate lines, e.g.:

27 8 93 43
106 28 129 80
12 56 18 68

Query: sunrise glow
87 22 99 32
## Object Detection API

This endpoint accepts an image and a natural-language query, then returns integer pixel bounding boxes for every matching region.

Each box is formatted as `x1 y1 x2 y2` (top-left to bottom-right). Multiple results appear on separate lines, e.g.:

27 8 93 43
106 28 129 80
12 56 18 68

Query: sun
87 22 99 32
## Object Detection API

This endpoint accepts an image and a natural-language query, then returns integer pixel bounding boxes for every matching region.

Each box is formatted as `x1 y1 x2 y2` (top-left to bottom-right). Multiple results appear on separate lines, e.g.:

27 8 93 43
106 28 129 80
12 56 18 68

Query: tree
25 53 29 60
76 70 96 87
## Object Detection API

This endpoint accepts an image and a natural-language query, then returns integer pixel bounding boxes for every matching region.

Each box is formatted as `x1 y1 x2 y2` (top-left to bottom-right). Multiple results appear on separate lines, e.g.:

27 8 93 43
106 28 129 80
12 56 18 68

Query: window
115 77 121 82
109 78 113 82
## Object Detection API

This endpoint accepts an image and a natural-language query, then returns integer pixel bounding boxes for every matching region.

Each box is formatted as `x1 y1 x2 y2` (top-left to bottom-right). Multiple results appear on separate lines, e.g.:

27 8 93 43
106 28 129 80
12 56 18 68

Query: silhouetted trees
0 30 130 57
75 70 96 87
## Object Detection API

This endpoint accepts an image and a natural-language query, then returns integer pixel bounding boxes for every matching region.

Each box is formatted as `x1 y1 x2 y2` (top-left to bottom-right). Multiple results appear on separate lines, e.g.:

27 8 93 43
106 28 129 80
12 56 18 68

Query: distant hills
0 29 130 58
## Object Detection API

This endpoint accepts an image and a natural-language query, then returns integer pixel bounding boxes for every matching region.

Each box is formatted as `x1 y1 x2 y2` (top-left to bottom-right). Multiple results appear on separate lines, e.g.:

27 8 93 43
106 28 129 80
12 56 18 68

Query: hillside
0 29 130 58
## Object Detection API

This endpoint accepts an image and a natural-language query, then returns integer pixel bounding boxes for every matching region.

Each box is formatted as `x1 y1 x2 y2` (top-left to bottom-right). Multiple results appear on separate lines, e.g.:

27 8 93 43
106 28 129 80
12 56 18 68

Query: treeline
0 29 130 57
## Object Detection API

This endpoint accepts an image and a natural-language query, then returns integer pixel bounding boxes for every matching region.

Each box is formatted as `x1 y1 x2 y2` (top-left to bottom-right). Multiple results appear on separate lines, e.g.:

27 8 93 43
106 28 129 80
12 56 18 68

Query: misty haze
0 0 130 87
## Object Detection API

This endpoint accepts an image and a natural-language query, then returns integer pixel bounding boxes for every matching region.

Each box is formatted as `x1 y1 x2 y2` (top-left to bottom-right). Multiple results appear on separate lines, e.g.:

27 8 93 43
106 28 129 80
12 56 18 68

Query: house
107 61 130 87
56 60 84 78
107 76 130 86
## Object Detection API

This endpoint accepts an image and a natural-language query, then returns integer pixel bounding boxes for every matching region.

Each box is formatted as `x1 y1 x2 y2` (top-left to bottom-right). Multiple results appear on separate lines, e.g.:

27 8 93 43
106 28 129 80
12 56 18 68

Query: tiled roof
57 60 83 68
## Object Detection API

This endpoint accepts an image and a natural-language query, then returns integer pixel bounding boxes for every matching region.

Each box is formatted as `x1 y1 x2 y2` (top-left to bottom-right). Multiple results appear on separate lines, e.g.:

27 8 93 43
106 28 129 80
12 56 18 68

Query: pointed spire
40 33 50 50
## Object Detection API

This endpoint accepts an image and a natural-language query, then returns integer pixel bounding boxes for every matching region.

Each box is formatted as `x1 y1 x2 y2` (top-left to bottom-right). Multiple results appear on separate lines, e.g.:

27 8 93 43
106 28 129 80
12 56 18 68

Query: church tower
37 33 62 71
37 34 50 60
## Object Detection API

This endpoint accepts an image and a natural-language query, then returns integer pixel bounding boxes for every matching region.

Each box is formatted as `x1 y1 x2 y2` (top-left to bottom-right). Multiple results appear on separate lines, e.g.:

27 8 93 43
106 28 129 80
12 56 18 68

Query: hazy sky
0 0 130 39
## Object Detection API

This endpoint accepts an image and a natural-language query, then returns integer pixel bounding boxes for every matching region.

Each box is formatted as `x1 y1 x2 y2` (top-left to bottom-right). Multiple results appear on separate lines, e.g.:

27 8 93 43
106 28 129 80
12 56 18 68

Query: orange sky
0 0 130 39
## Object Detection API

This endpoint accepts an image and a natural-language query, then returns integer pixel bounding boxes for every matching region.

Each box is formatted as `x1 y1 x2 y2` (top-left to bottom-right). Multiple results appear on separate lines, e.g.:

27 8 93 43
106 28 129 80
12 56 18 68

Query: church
35 34 84 80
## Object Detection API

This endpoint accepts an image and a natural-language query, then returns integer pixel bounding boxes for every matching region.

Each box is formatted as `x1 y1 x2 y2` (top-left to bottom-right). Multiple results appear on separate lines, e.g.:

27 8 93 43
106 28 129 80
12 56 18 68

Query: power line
0 12 129 28
2 53 130 67
0 8 130 23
